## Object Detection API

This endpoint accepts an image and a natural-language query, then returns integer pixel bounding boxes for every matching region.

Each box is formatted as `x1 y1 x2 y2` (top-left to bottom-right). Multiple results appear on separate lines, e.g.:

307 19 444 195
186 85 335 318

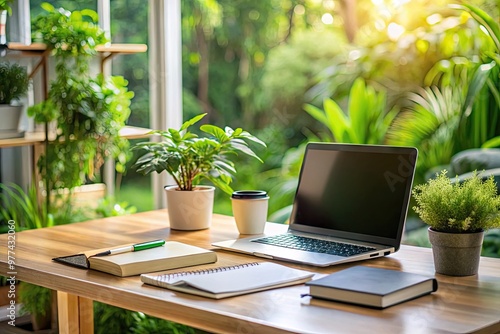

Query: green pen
93 239 166 257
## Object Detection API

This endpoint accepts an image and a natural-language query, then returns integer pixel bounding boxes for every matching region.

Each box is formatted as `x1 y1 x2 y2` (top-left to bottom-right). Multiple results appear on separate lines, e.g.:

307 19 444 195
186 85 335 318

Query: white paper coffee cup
231 190 269 234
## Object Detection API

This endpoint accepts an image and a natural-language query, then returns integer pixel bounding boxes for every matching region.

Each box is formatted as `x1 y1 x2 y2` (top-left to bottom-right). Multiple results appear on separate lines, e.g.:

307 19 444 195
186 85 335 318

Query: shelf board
119 126 152 139
0 132 45 148
96 43 148 54
6 42 148 54
6 42 47 51
0 126 151 149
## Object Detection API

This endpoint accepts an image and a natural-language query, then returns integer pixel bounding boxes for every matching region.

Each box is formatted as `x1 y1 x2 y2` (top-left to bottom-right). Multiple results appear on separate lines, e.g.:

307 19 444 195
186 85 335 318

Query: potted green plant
412 170 500 276
18 282 53 331
132 113 266 230
0 0 15 46
0 61 29 138
28 4 132 205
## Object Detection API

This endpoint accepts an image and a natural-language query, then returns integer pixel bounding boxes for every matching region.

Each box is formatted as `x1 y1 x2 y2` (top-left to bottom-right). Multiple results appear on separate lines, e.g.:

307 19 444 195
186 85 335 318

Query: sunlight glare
375 19 386 31
391 0 410 8
321 13 334 25
387 22 405 41
349 49 362 61
323 0 335 10
427 13 442 25
294 4 305 15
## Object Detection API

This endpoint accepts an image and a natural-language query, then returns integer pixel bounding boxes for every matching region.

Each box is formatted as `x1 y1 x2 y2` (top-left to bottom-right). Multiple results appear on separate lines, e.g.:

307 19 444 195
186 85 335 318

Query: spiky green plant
453 3 500 150
388 3 500 182
303 78 398 145
0 183 54 230
0 62 29 104
387 85 462 182
413 170 500 233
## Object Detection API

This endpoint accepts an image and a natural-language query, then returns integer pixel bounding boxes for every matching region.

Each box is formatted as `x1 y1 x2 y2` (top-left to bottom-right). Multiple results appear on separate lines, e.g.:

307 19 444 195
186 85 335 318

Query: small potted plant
132 113 266 230
412 170 500 276
0 61 29 138
0 0 15 46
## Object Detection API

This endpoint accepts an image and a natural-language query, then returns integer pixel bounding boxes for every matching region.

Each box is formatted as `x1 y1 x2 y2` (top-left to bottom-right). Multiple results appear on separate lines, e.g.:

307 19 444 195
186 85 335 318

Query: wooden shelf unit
0 126 151 149
1 42 150 200
1 42 149 149
6 42 148 82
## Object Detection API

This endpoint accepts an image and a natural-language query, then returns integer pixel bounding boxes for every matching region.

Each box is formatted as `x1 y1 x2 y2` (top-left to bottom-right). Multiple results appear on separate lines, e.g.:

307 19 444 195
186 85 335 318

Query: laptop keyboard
252 234 376 257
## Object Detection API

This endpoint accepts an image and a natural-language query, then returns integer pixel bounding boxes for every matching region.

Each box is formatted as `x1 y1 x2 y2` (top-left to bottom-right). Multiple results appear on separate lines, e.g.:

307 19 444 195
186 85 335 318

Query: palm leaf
322 98 350 141
462 61 495 117
348 78 368 143
454 3 500 52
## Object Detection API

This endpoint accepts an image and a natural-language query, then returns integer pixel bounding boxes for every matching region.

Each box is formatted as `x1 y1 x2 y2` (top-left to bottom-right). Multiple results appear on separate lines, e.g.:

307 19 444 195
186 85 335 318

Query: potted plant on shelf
0 61 29 138
0 0 15 47
28 3 132 207
412 170 500 276
132 113 266 230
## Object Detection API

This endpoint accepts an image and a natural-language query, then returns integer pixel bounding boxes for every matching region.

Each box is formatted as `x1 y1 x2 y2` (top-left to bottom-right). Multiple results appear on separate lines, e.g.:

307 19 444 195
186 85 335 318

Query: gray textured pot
428 227 484 276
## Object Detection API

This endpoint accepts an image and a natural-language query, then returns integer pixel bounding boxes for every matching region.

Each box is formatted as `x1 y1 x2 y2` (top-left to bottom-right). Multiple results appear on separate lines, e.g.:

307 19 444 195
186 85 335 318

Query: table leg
56 291 94 334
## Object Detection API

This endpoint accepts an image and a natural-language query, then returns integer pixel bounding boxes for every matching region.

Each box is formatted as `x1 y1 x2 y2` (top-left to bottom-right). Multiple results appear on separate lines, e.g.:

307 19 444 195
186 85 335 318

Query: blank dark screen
291 147 415 240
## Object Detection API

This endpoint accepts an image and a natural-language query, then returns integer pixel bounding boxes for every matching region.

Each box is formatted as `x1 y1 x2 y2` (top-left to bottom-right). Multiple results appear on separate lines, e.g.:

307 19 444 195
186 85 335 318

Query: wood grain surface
1 209 499 334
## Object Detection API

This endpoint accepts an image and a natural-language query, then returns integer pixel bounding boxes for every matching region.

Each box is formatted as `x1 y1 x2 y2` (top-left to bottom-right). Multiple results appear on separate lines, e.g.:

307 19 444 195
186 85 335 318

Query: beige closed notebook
87 241 217 277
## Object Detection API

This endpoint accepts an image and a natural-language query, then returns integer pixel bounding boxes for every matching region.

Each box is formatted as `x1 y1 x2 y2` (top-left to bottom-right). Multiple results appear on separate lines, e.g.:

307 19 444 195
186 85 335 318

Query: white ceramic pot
164 185 215 230
0 10 7 45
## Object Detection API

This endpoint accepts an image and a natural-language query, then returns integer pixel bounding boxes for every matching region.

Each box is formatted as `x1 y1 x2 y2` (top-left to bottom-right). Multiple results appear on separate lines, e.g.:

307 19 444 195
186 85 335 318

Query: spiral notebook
141 262 315 299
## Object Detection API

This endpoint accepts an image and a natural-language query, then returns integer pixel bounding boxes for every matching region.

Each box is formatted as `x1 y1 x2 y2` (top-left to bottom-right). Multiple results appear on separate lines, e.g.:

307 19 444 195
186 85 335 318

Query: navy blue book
306 266 438 309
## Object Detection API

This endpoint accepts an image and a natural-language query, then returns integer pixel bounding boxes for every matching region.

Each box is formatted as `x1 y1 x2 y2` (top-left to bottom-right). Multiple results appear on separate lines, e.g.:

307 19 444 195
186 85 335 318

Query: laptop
212 142 418 267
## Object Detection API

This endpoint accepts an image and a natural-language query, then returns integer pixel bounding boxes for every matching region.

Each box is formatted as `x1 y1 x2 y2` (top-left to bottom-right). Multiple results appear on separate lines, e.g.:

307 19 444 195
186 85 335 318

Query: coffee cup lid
231 190 268 199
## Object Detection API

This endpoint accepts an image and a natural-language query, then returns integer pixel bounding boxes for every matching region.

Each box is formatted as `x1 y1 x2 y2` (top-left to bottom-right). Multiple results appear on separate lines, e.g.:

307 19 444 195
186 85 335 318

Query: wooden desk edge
1 214 500 334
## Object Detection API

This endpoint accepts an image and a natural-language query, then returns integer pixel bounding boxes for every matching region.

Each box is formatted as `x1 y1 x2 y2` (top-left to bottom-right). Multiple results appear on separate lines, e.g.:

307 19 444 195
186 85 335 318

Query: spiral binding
156 262 260 283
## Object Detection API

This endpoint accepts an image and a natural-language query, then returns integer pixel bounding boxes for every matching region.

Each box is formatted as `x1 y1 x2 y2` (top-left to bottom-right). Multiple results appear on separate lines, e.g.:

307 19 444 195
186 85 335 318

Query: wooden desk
1 210 500 334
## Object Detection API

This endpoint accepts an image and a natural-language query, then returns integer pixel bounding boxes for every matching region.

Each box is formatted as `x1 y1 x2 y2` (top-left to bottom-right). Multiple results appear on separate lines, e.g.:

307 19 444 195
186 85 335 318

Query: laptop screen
289 143 418 249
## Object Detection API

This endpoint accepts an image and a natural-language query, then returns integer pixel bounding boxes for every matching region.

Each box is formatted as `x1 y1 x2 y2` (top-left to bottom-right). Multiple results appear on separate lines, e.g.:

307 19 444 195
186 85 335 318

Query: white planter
0 105 24 138
0 10 7 46
164 185 215 230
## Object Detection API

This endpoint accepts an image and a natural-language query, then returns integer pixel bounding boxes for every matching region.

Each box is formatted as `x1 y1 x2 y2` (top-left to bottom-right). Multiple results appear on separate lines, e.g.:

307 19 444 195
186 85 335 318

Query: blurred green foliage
94 301 206 334
6 2 499 333
26 0 500 249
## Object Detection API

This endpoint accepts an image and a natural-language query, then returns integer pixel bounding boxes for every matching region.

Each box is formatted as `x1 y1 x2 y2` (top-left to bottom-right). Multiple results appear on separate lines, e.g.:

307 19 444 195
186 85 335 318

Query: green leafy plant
95 196 137 218
0 62 29 105
18 283 52 317
392 4 500 182
94 303 136 334
387 84 463 183
28 3 133 196
0 0 15 15
303 78 398 144
482 229 500 258
0 183 54 230
93 302 197 334
18 282 52 328
453 3 500 151
132 113 266 195
32 2 107 62
131 312 197 334
412 170 500 233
